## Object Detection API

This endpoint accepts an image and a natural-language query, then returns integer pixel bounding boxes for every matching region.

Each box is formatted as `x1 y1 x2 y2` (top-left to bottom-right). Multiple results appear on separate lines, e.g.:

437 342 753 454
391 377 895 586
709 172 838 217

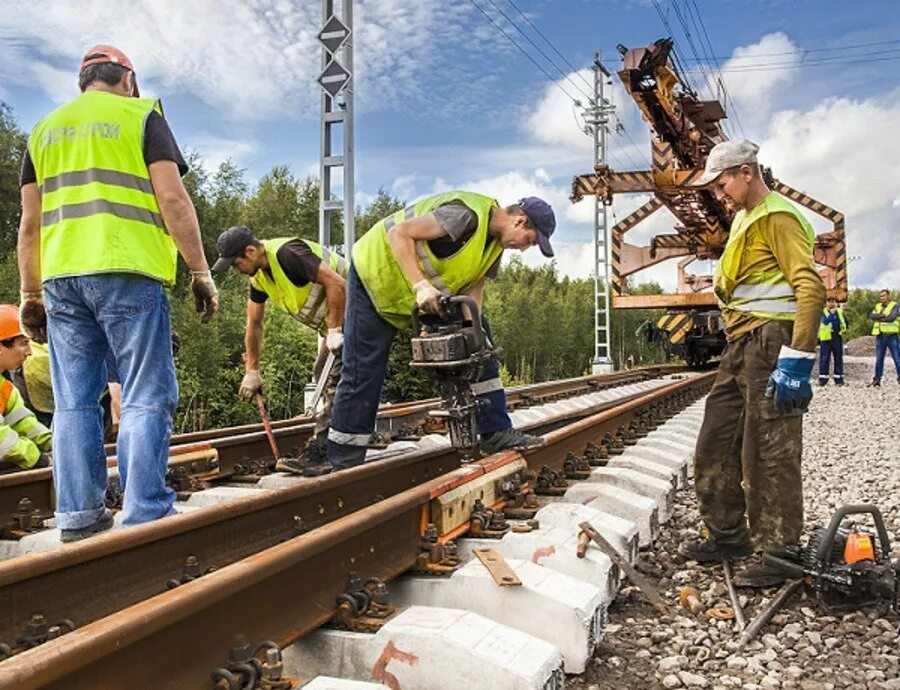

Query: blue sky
1 0 898 288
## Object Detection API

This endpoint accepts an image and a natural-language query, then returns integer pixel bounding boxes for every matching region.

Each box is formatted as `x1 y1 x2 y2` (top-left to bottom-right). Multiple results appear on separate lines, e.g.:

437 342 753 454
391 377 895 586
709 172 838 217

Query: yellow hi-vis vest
714 192 815 321
352 191 504 329
871 301 898 335
0 379 51 469
818 307 847 342
250 238 349 334
27 91 178 285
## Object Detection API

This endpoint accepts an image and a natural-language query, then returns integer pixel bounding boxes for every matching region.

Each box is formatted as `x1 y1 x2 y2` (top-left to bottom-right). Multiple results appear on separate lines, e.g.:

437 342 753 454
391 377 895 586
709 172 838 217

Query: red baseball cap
81 45 139 96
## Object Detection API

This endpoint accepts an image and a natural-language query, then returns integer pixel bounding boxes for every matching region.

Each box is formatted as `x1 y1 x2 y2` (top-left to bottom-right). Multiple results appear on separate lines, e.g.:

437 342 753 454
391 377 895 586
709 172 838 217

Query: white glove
239 369 262 401
325 327 344 353
413 279 443 314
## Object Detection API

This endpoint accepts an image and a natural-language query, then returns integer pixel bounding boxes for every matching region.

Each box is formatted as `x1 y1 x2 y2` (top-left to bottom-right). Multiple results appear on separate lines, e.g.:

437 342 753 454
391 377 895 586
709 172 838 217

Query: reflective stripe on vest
714 192 815 322
0 430 20 458
872 301 899 335
352 191 504 329
819 307 847 342
28 91 177 285
250 238 348 334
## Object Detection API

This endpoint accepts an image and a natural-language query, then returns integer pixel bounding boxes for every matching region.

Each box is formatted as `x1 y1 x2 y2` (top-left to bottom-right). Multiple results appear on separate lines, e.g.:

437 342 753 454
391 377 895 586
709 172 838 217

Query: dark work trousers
817 337 844 384
693 320 804 552
327 264 511 470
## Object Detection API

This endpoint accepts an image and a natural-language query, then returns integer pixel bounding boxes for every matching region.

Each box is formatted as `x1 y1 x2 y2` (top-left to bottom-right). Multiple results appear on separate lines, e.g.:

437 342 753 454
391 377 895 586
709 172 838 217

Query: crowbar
254 392 281 462
306 351 336 415
722 558 747 631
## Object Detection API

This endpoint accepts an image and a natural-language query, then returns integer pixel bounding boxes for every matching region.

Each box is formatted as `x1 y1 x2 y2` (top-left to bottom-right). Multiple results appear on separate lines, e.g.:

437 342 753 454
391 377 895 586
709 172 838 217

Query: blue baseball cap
519 196 556 257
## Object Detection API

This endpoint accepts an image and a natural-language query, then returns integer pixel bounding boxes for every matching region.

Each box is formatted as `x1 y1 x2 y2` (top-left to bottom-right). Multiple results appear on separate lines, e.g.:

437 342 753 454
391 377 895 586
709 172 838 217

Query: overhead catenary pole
584 52 615 373
317 0 354 259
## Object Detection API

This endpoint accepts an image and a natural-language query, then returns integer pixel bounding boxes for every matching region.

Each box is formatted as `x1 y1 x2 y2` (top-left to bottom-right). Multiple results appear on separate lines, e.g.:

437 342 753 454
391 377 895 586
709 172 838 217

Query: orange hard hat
0 305 24 342
81 44 139 96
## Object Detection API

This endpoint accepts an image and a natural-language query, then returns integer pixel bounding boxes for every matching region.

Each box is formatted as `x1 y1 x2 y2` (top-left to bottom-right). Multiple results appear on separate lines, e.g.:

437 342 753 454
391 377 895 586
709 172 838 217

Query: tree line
8 100 885 432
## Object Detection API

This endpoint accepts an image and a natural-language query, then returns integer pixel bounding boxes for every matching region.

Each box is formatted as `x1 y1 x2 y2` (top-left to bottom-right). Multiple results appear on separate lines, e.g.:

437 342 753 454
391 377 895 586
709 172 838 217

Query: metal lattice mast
317 0 354 258
584 52 615 373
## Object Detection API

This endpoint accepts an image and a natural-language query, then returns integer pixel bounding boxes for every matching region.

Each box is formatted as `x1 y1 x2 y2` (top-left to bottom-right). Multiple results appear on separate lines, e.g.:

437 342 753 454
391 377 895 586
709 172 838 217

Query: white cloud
190 136 258 171
0 0 495 120
705 32 801 120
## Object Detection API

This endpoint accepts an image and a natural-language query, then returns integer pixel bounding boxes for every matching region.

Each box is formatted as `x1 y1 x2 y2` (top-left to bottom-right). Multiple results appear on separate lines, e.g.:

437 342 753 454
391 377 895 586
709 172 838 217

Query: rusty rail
0 372 713 687
0 366 683 519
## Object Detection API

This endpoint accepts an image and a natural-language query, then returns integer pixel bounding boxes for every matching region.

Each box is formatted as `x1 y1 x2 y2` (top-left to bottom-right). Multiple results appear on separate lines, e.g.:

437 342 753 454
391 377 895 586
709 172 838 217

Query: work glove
765 345 816 415
239 369 263 401
19 291 47 344
190 270 219 323
325 327 344 353
412 279 444 315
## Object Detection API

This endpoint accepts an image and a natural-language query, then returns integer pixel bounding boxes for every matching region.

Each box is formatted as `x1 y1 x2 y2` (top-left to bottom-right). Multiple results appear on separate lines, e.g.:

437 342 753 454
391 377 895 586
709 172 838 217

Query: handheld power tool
409 295 497 463
764 504 899 615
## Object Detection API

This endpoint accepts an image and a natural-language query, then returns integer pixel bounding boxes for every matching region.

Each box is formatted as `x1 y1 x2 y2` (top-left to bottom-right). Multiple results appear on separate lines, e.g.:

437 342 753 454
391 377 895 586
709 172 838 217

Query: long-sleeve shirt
869 303 899 323
0 378 51 469
722 211 826 351
820 309 849 339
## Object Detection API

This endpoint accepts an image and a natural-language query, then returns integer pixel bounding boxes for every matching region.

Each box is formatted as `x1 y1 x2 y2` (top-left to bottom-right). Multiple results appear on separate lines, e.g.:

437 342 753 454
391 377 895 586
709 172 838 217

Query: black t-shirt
19 110 188 186
249 240 323 304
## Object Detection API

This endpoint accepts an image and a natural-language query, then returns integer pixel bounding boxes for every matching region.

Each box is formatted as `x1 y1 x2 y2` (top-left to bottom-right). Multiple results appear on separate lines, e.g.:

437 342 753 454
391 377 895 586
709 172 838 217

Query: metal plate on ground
473 547 522 586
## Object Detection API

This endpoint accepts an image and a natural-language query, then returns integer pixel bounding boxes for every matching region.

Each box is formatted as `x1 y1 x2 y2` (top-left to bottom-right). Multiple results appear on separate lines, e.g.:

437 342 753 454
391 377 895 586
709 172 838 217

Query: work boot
480 428 546 455
817 380 827 387
733 553 788 588
60 509 114 544
276 440 334 477
868 379 881 387
680 538 753 564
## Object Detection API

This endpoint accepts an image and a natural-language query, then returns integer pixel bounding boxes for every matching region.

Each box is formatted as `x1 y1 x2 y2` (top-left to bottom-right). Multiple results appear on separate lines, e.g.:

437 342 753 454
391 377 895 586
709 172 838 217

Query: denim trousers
874 333 900 381
817 337 843 382
45 274 178 529
327 264 511 470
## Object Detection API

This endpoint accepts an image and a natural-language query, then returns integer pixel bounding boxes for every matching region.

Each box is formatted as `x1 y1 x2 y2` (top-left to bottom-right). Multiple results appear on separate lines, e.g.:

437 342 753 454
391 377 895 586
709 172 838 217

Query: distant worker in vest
681 140 825 587
326 191 555 474
868 288 899 387
17 45 219 542
817 296 848 385
211 227 348 474
0 306 52 471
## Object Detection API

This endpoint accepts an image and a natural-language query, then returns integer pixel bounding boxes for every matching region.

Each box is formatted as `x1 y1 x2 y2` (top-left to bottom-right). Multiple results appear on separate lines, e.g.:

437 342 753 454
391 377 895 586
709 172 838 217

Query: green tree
355 188 404 237
0 102 27 258
841 287 882 340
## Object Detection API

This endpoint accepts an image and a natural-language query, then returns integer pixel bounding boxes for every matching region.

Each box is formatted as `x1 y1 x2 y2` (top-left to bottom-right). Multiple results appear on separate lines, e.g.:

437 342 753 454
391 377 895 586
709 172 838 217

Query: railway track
0 368 713 689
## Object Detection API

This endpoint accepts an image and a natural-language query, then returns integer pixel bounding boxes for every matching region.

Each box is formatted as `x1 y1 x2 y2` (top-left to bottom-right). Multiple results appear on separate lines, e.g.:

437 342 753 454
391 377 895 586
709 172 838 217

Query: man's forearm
245 324 263 371
17 220 42 292
387 231 426 287
159 196 209 271
324 282 346 330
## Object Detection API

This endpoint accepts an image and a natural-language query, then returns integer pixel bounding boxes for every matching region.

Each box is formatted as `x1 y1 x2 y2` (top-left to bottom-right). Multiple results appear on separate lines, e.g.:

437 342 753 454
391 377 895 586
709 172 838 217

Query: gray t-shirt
428 201 502 278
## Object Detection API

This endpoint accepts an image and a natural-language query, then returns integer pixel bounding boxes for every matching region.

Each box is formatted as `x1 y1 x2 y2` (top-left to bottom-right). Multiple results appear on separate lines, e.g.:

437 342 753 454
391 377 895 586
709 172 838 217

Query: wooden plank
473 548 522 587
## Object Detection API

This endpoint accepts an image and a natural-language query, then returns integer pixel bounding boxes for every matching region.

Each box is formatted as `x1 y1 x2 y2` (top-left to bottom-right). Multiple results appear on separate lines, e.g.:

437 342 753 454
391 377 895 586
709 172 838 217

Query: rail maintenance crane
571 39 847 367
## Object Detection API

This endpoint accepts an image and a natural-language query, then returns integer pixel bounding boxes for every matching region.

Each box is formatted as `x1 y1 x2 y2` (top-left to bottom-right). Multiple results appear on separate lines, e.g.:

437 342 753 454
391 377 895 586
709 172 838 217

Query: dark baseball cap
519 196 556 257
211 226 255 273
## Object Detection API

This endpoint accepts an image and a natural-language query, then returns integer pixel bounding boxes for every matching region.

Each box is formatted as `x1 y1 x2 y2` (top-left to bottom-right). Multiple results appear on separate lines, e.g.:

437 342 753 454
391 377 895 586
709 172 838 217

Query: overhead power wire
481 0 594 102
678 37 900 61
685 52 900 73
466 0 583 104
650 0 697 95
503 0 594 91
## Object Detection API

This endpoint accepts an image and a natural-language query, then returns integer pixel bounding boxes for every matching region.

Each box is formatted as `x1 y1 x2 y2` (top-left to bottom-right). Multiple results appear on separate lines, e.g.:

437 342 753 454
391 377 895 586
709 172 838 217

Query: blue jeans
874 333 900 381
327 264 511 470
45 275 178 529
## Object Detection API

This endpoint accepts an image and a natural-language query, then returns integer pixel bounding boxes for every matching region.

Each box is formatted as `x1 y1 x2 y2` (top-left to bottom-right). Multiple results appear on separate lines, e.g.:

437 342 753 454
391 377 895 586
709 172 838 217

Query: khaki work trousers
693 320 804 551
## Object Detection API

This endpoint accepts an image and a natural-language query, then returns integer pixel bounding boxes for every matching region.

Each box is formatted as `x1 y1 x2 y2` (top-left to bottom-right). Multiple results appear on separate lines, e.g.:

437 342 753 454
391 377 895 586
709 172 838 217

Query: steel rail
0 367 683 520
0 372 713 688
0 376 692 646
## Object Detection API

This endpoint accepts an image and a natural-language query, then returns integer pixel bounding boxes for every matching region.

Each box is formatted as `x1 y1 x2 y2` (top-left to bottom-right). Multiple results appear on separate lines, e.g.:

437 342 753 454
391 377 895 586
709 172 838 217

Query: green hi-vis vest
818 307 847 342
352 191 504 329
250 238 349 334
714 192 815 322
28 91 178 285
872 301 899 336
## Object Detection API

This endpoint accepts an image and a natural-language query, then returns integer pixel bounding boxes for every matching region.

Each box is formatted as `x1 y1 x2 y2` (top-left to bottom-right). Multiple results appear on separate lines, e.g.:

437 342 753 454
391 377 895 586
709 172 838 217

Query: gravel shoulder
572 360 900 690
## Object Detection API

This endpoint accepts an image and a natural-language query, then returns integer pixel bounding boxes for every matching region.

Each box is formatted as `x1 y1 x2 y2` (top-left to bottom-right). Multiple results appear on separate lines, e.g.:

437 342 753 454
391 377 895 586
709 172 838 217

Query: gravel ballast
571 370 900 690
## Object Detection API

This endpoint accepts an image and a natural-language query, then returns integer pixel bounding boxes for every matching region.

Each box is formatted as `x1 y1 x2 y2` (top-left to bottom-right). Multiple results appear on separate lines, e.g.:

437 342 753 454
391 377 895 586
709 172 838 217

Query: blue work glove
765 346 816 415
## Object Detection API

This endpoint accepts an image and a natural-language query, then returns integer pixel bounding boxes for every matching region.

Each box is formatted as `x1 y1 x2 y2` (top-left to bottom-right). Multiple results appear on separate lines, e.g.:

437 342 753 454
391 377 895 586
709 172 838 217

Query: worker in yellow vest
17 45 218 542
327 191 556 472
817 296 848 385
681 140 825 588
868 288 899 386
0 306 51 471
212 226 348 474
